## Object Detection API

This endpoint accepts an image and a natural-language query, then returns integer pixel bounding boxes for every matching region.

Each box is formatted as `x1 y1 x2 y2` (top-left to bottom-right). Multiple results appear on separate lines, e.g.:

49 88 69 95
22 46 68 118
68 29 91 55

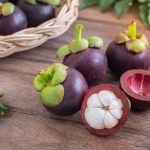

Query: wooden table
0 6 150 150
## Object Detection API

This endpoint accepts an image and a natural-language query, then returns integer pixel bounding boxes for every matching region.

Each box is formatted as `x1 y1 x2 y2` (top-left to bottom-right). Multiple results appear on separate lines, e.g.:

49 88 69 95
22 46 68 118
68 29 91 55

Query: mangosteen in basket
80 84 130 135
0 2 27 35
57 24 108 86
33 63 88 116
106 21 150 77
17 0 59 27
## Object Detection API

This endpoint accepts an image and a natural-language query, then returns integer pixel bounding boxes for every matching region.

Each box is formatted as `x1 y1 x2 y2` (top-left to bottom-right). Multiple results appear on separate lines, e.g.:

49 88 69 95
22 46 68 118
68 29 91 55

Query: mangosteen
57 24 108 86
17 0 59 27
106 21 150 77
33 63 88 116
120 69 150 110
0 2 27 35
80 84 130 136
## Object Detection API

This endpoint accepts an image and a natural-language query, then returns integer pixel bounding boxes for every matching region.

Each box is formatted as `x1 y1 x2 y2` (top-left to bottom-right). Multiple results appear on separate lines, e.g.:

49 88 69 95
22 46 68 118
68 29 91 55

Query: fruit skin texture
0 6 27 35
120 69 150 110
44 68 88 116
80 84 130 136
63 48 108 86
106 41 150 77
17 0 55 27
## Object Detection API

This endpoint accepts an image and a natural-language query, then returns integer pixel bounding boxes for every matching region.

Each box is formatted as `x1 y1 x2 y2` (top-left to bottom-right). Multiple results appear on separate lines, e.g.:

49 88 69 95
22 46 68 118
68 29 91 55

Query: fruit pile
33 22 150 136
0 0 60 35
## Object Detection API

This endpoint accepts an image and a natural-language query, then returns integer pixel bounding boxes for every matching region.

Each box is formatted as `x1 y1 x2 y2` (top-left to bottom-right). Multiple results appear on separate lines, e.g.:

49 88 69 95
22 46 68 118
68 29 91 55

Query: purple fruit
57 24 108 86
106 42 150 77
63 48 107 86
106 21 150 77
17 0 55 27
0 2 27 35
33 63 88 116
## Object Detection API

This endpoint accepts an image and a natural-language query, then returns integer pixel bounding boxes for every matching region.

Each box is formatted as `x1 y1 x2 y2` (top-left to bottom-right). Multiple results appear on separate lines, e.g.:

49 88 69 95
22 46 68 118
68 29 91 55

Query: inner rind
85 90 123 130
128 73 150 96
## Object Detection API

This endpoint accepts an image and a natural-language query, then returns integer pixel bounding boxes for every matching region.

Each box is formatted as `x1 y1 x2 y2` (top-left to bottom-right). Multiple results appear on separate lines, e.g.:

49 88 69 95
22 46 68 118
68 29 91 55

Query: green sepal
47 64 67 86
33 74 45 92
0 103 7 116
70 38 89 53
47 0 61 6
40 84 64 107
88 36 104 48
25 0 37 5
1 2 14 16
137 33 149 46
56 45 71 58
115 32 130 44
126 39 146 53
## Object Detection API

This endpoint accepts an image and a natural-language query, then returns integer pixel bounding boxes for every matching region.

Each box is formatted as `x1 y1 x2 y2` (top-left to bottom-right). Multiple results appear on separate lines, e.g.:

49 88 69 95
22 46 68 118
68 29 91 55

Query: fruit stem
75 24 84 41
128 21 136 40
40 70 53 84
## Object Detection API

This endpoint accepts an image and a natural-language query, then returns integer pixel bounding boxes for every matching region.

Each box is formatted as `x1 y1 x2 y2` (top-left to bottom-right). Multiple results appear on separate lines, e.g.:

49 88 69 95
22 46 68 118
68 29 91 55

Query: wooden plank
0 6 150 150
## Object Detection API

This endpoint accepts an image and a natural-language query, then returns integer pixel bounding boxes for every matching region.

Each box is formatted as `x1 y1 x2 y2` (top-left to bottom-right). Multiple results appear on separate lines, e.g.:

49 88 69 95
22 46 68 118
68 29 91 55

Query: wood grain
0 6 150 150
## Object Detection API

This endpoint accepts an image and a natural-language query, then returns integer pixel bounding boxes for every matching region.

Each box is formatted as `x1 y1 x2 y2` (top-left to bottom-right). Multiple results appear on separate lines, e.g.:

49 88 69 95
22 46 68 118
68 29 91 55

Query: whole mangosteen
57 24 108 86
106 21 150 77
120 69 150 110
80 84 130 135
0 2 27 35
17 0 59 27
33 63 88 116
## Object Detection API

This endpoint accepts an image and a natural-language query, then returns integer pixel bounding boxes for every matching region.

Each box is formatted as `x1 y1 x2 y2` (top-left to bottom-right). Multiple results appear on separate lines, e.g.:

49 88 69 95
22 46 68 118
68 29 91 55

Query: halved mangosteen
57 24 108 86
33 63 88 116
120 69 150 110
80 84 130 136
17 0 58 27
106 21 150 77
0 2 27 35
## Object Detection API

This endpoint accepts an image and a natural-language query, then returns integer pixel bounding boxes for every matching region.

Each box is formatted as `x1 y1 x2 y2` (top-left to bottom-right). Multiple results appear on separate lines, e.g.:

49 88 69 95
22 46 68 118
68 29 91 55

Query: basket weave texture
0 0 79 58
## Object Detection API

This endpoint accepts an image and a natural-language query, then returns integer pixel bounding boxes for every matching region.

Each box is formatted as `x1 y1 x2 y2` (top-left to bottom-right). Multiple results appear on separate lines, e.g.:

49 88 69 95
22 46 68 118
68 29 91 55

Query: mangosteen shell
106 41 150 77
80 84 130 135
44 68 88 116
0 6 27 35
63 48 108 86
17 0 55 27
120 69 150 110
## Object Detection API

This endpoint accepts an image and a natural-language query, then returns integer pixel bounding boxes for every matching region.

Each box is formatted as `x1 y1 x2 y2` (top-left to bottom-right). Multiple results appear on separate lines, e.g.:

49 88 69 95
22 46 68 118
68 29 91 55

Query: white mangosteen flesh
85 90 123 130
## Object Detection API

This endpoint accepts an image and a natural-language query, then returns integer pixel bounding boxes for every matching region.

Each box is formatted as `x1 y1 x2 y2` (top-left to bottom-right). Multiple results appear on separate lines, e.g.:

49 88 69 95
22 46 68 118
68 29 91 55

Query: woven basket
0 0 79 58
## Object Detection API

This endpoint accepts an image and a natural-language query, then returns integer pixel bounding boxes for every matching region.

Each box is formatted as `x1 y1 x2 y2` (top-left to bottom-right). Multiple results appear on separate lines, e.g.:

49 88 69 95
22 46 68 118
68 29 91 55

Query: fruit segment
85 90 123 130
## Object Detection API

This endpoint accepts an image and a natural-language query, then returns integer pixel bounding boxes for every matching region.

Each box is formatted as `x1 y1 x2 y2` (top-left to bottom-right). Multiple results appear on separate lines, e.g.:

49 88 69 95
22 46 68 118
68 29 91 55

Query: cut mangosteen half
120 69 150 110
81 84 130 136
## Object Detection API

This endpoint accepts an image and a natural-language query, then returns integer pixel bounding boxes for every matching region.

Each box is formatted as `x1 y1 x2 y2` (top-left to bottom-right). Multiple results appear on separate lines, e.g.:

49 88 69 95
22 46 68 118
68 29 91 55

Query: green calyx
33 63 68 107
88 36 104 48
56 24 104 58
25 0 37 5
25 0 60 6
0 87 7 116
0 2 14 16
70 24 89 53
0 103 7 116
115 21 149 53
